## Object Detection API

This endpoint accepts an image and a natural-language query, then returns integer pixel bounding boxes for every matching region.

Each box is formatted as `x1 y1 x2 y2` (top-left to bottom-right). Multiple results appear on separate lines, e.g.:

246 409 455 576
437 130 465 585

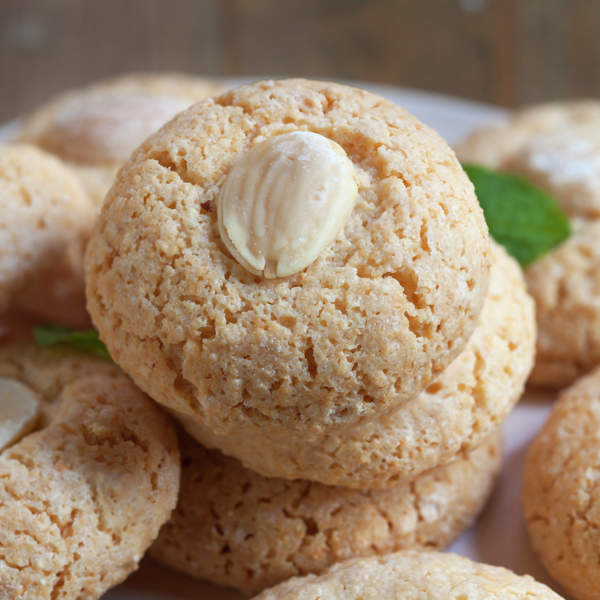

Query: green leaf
33 326 112 360
463 163 571 267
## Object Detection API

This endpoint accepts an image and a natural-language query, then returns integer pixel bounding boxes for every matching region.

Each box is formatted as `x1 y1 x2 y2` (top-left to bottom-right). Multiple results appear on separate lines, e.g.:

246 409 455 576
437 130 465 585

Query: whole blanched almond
0 378 40 451
217 131 358 278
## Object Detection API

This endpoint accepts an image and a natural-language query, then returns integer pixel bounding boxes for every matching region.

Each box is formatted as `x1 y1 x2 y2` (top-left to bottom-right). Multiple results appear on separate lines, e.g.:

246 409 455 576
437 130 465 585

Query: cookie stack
80 79 536 594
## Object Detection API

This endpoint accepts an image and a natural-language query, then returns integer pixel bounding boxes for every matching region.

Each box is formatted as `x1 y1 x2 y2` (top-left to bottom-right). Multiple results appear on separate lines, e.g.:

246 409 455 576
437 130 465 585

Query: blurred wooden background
2 0 600 122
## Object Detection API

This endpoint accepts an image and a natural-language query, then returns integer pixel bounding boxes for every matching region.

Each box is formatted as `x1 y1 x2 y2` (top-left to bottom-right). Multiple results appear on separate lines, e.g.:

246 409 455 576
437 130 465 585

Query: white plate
1 81 563 599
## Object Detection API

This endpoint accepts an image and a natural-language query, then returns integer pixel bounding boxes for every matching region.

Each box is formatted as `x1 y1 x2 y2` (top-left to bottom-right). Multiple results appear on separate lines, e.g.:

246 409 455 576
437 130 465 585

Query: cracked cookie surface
85 78 490 476
151 430 501 595
523 367 600 600
0 344 180 600
251 550 564 599
175 242 533 488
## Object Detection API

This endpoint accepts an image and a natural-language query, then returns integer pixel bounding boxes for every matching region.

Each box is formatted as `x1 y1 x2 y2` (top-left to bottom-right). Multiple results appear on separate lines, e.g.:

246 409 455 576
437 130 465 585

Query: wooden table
2 0 600 122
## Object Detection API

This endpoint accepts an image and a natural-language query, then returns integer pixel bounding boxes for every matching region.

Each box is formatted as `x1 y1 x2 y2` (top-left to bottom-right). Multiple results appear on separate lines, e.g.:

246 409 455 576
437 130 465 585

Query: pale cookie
0 343 180 599
20 72 225 207
176 242 533 488
523 367 600 600
85 78 491 476
456 100 600 219
0 144 94 316
251 550 564 600
526 219 600 387
151 430 501 595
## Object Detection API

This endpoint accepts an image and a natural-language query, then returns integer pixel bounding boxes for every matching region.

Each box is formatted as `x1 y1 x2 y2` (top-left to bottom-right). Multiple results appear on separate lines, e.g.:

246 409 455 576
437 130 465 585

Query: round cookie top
178 242 533 488
20 72 225 166
523 366 600 600
0 343 180 599
456 100 600 218
526 219 600 387
20 73 225 208
151 431 501 595
0 143 94 314
251 551 564 599
85 78 491 442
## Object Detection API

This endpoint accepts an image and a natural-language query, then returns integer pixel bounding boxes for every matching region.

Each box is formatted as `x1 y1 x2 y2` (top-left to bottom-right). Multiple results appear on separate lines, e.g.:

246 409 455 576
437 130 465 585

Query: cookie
20 72 225 207
151 430 501 595
526 219 600 387
456 100 600 219
85 78 491 479
251 550 564 599
174 242 533 488
0 343 180 599
523 366 600 600
0 144 94 316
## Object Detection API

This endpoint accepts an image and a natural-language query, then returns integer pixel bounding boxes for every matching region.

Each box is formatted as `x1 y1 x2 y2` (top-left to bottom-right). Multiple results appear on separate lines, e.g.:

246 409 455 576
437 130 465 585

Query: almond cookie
0 144 94 316
0 343 180 599
174 242 533 488
251 551 564 600
523 366 600 600
526 220 600 387
456 100 600 219
20 72 225 207
85 78 491 478
151 430 501 595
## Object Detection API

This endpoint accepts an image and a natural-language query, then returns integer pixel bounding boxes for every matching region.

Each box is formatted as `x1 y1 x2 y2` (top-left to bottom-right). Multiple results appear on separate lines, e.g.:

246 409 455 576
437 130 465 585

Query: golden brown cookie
175 242 533 488
523 366 600 600
251 551 564 600
0 144 94 317
526 219 600 387
85 78 491 480
20 72 225 207
0 344 180 599
151 430 501 595
456 100 600 219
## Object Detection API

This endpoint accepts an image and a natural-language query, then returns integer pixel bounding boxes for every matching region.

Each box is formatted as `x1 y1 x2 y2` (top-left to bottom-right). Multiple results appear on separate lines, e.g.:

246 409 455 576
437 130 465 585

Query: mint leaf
463 164 571 266
33 326 111 360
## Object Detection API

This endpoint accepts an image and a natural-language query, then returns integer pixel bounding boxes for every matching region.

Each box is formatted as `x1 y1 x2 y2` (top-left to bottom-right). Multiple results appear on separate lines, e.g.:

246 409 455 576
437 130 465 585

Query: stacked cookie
82 78 536 594
457 101 600 387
